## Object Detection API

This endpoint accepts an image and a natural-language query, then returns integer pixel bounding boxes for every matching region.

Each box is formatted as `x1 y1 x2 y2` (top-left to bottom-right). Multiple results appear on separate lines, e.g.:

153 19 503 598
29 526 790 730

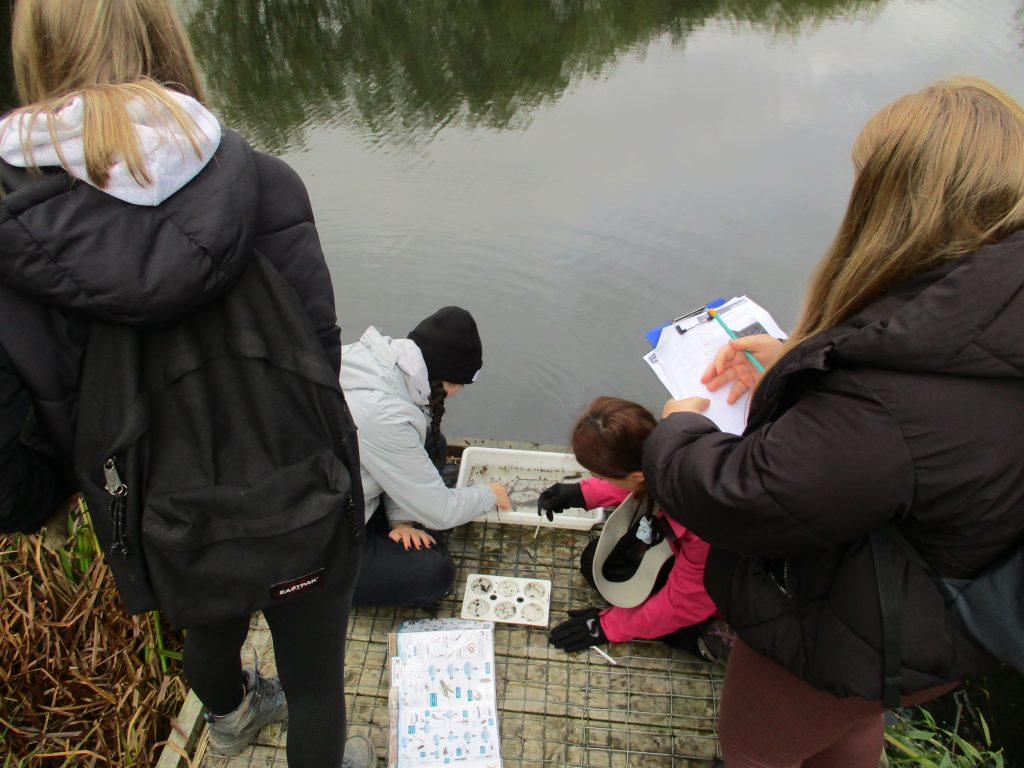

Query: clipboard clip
644 297 727 347
672 306 711 335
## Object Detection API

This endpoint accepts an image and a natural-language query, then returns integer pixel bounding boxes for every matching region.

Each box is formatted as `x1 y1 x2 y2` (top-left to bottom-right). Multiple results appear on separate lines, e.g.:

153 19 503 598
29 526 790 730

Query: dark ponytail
427 380 448 471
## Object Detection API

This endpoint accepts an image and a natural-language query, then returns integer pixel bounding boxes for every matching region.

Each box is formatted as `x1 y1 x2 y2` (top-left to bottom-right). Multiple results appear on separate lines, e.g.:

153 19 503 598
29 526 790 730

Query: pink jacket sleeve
579 477 630 509
598 515 718 643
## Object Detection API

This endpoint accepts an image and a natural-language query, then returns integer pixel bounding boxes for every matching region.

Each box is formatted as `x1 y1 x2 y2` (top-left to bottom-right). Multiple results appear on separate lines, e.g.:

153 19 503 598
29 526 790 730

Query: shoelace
203 651 277 725
248 650 279 703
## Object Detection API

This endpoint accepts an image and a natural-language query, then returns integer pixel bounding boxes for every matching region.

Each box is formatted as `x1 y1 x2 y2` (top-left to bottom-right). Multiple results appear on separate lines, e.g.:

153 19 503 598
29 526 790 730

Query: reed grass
0 510 185 766
886 704 1005 767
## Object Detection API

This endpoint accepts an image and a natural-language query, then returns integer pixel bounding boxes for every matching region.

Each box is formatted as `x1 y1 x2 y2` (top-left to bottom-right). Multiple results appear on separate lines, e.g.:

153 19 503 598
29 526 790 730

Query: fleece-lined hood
0 125 257 328
0 90 221 207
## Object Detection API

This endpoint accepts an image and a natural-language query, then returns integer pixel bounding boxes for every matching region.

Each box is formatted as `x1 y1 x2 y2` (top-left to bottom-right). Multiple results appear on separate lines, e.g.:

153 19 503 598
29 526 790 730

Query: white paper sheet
644 296 786 435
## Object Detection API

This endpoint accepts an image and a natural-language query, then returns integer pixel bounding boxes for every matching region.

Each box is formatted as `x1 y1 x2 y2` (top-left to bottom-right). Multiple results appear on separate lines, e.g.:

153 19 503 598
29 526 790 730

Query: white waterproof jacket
341 326 497 529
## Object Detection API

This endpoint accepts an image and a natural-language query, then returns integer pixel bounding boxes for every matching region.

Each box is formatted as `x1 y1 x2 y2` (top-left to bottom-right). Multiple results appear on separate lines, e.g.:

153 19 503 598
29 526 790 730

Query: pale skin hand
489 483 511 511
389 523 436 550
700 334 785 404
662 396 711 419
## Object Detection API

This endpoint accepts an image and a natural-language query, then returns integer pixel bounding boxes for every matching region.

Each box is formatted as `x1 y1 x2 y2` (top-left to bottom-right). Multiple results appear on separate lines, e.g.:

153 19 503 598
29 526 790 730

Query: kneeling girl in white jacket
341 306 510 605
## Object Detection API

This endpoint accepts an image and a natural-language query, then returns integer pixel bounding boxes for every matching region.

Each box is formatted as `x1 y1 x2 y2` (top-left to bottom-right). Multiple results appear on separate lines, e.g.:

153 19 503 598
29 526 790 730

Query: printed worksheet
389 621 502 768
644 296 786 435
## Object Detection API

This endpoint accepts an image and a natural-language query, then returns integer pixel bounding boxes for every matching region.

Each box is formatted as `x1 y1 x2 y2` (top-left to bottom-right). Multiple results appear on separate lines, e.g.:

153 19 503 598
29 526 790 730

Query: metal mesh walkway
190 520 723 767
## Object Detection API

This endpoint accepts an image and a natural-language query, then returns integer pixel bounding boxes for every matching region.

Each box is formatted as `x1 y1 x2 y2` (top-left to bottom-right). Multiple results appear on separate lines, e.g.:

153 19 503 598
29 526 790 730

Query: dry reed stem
1 531 185 766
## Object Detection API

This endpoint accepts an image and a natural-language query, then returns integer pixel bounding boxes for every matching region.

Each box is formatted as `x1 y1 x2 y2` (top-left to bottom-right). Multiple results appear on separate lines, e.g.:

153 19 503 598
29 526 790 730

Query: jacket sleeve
357 394 496 530
600 525 718 642
643 373 915 558
579 477 630 509
0 343 72 534
252 152 342 374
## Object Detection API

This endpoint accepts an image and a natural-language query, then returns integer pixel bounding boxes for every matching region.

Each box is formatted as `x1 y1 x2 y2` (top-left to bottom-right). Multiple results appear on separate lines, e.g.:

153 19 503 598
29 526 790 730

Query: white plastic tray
460 573 551 627
456 446 604 530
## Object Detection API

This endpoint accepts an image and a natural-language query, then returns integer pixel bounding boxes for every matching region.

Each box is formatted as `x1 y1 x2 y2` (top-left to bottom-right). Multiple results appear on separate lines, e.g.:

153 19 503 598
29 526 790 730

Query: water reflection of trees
187 0 881 152
0 0 881 145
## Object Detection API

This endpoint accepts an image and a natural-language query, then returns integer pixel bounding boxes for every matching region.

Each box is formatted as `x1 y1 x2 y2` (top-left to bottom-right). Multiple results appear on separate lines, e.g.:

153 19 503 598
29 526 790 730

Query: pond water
168 0 1024 449
167 0 1024 451
2 0 1023 758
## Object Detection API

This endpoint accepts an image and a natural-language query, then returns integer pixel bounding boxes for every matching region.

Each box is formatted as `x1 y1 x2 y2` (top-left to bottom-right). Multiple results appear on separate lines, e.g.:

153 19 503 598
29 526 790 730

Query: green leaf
976 711 991 746
952 733 981 759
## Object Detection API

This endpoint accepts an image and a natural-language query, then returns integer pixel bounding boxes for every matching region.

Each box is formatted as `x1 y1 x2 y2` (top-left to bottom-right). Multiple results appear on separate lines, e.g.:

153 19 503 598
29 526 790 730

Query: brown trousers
719 639 956 767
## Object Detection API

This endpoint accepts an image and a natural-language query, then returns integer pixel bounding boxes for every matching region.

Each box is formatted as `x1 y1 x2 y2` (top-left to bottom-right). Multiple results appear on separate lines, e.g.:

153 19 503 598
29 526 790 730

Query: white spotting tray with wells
460 573 552 627
455 446 605 531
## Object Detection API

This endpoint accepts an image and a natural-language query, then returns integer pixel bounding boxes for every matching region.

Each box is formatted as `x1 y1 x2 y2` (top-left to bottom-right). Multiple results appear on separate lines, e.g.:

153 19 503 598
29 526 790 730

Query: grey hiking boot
206 666 288 756
342 734 377 768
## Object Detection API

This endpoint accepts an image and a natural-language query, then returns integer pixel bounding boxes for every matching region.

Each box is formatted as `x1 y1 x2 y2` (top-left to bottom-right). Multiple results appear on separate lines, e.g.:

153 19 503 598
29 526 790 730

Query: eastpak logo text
269 568 326 600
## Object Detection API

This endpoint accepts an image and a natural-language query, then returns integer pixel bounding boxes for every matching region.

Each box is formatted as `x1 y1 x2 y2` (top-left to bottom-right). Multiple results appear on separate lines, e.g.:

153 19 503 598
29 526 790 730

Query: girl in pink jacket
541 397 731 661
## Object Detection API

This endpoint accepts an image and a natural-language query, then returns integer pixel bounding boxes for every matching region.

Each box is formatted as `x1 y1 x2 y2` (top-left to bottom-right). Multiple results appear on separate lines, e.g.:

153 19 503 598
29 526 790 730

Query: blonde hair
788 77 1024 349
6 0 208 188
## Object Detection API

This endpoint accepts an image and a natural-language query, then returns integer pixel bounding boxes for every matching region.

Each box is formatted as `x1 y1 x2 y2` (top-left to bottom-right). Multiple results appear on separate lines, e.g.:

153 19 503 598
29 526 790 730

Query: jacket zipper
767 557 793 598
103 457 130 558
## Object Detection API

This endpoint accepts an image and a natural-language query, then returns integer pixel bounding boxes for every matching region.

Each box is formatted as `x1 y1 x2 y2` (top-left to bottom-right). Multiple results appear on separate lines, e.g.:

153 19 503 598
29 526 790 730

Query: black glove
536 482 586 521
549 607 608 652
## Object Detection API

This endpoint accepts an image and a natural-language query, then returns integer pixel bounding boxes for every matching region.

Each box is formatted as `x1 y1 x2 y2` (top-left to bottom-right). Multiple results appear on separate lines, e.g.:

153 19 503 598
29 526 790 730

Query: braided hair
427 380 448 471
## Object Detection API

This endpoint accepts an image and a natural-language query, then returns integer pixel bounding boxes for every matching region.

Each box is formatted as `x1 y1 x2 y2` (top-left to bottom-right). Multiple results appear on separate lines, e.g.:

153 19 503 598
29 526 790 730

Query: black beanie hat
408 307 483 385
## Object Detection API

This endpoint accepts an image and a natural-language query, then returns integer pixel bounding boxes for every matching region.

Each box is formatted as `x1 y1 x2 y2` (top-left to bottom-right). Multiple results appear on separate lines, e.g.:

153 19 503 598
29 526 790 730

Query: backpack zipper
103 458 130 558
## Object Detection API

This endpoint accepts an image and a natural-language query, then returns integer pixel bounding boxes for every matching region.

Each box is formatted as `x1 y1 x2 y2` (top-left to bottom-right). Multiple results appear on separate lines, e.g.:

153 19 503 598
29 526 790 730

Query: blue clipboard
645 297 727 347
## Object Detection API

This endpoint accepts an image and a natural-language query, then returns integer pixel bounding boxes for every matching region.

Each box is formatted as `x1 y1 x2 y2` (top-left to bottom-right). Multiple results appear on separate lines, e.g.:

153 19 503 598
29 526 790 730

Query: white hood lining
0 89 221 206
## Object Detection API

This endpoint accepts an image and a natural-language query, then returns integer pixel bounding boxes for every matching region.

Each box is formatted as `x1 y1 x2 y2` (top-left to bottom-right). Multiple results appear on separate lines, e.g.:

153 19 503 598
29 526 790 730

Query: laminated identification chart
389 620 502 768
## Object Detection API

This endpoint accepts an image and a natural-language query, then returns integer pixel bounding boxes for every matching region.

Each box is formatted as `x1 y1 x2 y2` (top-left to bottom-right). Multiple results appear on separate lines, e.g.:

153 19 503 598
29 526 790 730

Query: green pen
707 308 766 373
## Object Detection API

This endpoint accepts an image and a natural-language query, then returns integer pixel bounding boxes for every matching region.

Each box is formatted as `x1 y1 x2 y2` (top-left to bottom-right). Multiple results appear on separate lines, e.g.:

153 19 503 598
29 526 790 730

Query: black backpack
74 252 363 629
872 523 1024 707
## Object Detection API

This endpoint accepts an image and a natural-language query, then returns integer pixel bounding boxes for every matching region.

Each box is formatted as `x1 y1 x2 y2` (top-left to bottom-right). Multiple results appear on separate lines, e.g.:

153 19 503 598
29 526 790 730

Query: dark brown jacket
644 231 1024 700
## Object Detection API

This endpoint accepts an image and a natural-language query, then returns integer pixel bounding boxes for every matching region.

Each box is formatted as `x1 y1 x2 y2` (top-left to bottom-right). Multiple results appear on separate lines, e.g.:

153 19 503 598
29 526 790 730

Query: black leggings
183 581 351 768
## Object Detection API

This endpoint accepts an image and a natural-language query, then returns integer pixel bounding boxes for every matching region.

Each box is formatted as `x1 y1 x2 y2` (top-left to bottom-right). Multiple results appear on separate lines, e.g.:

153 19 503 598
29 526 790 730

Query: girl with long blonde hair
0 1 373 765
647 77 1024 767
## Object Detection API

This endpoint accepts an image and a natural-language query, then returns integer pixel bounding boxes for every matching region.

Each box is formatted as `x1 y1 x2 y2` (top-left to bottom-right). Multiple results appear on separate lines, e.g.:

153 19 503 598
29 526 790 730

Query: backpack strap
870 525 907 709
876 521 1024 680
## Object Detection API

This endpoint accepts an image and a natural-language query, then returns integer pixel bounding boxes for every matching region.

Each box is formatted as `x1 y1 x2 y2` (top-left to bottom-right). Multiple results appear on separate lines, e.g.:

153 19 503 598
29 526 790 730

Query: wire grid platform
192 520 724 768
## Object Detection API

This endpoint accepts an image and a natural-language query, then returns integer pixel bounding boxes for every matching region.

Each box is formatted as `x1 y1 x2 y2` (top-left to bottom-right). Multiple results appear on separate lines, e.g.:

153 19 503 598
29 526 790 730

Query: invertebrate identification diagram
391 623 502 768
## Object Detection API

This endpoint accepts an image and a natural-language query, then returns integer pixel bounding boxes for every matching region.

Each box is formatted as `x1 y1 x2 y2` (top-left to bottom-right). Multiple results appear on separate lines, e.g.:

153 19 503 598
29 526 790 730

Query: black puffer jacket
0 129 340 533
644 231 1024 701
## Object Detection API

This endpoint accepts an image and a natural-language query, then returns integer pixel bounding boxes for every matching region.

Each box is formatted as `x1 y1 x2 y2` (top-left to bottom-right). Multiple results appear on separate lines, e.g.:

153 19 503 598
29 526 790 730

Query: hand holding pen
701 333 784 403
